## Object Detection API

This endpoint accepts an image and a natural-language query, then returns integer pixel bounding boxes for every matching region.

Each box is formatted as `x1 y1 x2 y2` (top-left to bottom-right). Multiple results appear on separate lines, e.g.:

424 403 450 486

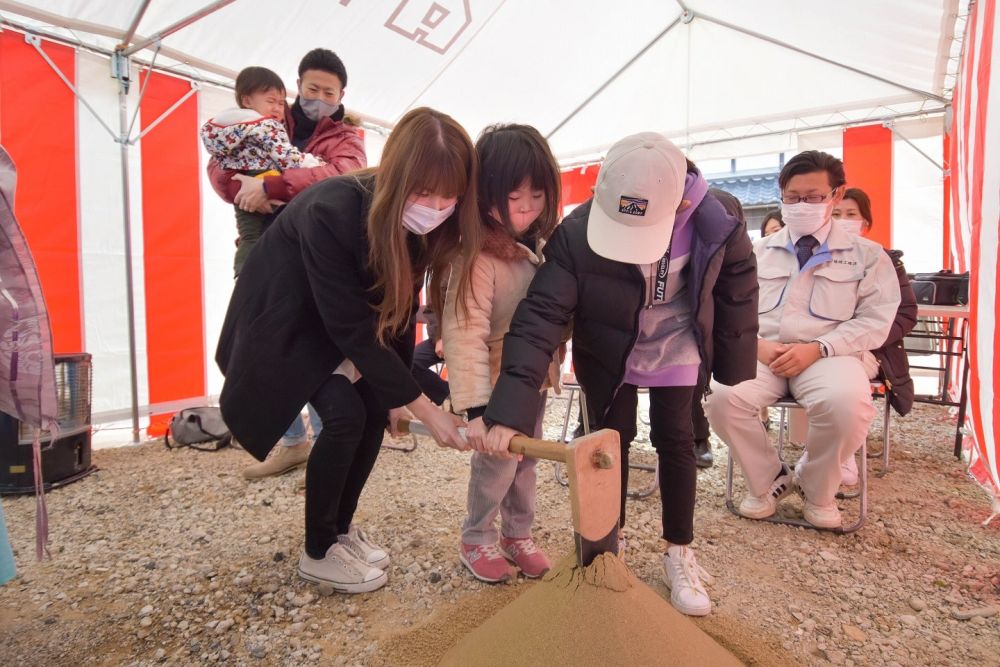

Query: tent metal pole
131 84 199 144
24 33 118 140
120 0 153 48
123 0 237 57
555 105 947 167
0 1 122 40
125 44 161 141
885 121 945 171
0 14 235 90
682 106 947 150
695 12 949 105
546 14 684 140
113 51 142 444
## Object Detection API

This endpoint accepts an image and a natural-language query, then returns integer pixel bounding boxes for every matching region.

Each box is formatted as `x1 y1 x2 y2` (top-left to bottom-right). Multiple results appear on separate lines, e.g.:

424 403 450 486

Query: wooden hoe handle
397 419 568 462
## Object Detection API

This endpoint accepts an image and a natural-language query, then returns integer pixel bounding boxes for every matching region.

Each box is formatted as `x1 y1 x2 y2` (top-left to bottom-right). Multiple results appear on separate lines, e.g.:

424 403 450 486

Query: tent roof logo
618 196 648 216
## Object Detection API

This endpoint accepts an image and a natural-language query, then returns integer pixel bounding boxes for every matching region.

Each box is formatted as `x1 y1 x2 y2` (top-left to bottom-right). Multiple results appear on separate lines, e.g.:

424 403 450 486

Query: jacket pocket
757 265 791 314
809 266 860 321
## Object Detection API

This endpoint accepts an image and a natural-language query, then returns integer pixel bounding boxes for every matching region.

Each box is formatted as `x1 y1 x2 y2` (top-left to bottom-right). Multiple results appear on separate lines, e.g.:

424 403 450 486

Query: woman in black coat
216 108 477 594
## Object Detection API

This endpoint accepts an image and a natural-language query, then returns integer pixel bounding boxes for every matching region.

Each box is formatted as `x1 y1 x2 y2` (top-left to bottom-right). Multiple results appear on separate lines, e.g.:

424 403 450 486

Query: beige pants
706 353 878 505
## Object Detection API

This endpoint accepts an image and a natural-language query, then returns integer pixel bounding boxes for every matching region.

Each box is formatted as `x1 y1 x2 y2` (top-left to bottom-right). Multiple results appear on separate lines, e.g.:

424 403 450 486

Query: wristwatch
815 340 830 358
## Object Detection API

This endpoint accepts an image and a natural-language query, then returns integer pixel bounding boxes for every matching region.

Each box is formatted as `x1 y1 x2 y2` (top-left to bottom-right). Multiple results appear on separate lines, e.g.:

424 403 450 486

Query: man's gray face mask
299 96 339 121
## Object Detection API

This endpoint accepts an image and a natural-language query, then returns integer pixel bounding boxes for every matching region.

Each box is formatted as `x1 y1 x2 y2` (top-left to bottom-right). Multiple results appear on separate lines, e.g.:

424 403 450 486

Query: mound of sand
440 552 742 666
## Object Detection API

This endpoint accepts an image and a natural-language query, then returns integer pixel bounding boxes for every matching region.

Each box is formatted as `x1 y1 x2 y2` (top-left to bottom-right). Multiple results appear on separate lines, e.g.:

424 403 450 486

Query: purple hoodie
623 170 709 387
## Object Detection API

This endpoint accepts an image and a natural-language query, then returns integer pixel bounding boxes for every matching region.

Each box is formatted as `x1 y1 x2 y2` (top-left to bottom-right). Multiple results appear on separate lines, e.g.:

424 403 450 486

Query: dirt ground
0 398 998 666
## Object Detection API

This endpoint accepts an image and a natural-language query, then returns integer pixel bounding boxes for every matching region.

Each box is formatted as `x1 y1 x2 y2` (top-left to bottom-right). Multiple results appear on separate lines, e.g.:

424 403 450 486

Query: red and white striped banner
948 0 999 502
0 30 237 432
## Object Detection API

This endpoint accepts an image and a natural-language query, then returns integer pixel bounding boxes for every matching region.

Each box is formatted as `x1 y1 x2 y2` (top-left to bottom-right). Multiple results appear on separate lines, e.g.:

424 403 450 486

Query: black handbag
907 270 969 306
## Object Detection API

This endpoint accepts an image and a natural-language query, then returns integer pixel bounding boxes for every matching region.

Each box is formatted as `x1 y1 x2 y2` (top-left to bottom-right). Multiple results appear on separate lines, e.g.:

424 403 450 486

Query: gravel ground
0 397 998 666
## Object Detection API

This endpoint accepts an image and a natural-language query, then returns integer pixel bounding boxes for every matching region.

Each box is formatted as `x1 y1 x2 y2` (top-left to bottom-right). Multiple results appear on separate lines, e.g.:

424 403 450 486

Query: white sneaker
738 464 795 519
792 462 844 529
803 501 843 529
298 543 387 593
338 524 390 569
662 546 712 616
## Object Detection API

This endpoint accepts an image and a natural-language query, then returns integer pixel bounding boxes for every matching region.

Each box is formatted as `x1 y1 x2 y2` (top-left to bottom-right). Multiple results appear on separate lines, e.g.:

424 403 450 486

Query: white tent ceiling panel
400 0 680 134
684 0 958 96
1 0 959 158
547 18 924 157
153 0 511 123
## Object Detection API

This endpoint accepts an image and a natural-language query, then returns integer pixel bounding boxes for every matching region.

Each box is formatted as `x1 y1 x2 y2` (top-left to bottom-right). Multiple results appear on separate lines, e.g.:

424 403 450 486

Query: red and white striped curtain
0 29 236 433
948 0 999 503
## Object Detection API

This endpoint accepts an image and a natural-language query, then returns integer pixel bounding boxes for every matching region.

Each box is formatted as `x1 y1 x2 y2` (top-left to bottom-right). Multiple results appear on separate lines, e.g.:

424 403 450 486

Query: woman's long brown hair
358 107 480 345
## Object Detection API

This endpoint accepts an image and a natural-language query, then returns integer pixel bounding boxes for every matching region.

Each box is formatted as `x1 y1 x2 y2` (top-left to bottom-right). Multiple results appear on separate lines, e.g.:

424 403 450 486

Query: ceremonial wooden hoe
398 420 621 566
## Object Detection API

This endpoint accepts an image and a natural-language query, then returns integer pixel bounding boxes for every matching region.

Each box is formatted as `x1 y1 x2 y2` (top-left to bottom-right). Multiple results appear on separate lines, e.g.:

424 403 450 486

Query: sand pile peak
441 552 742 666
542 551 633 592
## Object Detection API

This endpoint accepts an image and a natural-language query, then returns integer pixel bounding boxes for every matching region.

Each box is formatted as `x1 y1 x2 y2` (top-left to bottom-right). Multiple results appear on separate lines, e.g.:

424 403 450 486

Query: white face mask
836 218 865 237
402 201 455 235
781 201 831 237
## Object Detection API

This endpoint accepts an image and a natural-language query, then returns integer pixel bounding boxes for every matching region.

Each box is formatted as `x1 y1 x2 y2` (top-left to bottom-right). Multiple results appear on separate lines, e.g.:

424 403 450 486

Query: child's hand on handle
465 417 488 452
407 395 469 451
484 424 521 459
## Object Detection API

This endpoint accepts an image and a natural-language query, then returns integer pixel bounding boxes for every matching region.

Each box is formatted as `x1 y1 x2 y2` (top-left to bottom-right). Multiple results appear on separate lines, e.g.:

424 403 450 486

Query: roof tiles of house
707 172 780 207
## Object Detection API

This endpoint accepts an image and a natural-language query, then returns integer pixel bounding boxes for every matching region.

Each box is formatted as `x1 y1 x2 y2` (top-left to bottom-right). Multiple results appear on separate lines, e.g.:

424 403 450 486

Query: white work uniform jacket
755 223 900 357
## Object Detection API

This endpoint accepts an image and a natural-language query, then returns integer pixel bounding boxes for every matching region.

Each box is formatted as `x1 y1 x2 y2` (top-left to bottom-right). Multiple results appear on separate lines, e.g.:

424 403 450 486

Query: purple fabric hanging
0 145 59 559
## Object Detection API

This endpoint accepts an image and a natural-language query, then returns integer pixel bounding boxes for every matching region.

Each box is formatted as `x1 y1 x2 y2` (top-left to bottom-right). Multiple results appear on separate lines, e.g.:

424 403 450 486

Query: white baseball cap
586 132 688 264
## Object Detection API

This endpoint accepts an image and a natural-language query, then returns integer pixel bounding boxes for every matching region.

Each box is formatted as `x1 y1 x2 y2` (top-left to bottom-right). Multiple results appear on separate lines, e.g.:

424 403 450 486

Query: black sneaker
694 439 714 469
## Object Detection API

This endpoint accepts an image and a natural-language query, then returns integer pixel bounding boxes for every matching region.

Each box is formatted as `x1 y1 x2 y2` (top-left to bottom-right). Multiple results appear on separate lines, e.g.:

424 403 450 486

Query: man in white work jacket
705 150 900 529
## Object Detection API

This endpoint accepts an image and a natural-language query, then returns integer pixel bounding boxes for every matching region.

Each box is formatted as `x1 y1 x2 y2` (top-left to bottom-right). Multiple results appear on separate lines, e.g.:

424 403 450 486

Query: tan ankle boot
242 441 311 480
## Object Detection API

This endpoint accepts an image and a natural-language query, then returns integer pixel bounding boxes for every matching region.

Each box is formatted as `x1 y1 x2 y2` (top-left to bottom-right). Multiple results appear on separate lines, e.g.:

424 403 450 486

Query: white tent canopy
0 0 966 444
1 0 962 160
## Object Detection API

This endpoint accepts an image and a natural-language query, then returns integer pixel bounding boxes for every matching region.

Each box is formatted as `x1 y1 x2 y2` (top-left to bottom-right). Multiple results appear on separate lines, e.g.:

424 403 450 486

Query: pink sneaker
500 536 552 578
459 542 516 583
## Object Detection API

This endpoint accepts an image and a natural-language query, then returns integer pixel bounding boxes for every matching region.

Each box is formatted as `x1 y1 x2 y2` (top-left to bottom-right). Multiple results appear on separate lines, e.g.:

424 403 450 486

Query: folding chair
866 382 894 475
553 375 658 499
724 393 872 534
382 433 419 452
382 361 449 453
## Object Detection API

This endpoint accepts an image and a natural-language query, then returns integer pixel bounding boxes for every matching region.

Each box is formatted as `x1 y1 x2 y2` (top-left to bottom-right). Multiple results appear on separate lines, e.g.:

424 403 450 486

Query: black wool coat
216 175 422 460
873 248 918 416
484 193 760 435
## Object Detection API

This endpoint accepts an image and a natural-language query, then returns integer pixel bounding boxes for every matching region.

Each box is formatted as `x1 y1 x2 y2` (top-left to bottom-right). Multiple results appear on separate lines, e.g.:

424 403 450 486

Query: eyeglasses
781 189 837 205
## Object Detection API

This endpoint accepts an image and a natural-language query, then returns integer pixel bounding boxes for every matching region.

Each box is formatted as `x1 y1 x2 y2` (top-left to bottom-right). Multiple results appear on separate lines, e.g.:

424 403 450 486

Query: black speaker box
0 353 95 495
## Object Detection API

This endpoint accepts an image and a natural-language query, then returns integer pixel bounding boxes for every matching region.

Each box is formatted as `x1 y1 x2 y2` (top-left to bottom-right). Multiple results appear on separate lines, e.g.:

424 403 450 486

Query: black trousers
600 384 696 545
411 338 449 406
304 375 387 559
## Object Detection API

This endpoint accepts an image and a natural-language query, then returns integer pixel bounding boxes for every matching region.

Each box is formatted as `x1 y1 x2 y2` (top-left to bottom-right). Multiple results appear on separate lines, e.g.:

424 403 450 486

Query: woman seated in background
760 209 784 237
796 187 918 485
756 209 786 427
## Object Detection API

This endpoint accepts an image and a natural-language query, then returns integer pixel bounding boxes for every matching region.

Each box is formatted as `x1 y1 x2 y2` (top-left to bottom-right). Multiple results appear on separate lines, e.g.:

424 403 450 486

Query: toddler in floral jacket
200 66 324 276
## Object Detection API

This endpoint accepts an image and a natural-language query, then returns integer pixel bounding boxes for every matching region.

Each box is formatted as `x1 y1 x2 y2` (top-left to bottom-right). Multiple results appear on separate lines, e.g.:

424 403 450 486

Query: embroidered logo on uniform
619 196 648 216
832 259 858 266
